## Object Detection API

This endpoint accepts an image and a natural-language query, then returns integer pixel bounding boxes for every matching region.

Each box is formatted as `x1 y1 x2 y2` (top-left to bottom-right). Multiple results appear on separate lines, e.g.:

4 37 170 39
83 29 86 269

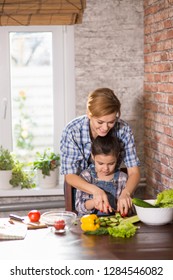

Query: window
0 25 75 193
10 31 54 161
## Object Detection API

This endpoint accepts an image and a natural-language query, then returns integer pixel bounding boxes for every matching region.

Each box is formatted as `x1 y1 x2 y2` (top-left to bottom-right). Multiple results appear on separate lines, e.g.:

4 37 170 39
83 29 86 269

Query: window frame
0 25 75 195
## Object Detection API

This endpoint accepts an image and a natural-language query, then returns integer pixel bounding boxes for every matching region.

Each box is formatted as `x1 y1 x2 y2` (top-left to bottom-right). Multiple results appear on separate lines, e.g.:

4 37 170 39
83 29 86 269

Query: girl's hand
92 188 112 213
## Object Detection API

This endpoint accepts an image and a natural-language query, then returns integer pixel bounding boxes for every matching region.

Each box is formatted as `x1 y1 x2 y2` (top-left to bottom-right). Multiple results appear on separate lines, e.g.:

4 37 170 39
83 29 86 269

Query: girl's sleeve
116 171 128 198
75 170 95 216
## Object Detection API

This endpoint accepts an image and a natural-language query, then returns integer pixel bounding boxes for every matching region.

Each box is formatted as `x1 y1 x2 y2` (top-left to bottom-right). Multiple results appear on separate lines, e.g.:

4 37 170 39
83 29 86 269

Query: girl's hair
91 132 120 158
87 88 121 118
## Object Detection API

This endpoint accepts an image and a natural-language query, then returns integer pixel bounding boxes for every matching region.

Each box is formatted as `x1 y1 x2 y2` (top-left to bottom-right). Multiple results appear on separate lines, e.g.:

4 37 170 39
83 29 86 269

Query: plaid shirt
75 165 128 216
60 115 140 175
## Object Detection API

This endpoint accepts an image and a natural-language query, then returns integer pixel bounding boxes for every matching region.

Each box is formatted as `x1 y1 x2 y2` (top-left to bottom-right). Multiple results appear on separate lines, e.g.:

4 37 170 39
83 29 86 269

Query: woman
60 88 140 215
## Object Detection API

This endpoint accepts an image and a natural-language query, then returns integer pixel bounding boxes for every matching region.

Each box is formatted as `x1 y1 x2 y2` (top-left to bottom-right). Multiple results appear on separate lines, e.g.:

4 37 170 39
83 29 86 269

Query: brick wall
74 0 145 176
144 0 173 194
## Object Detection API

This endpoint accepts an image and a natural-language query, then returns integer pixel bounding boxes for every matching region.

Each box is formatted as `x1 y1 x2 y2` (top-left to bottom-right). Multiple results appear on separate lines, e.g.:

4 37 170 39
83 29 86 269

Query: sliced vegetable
83 213 140 238
98 212 123 227
121 215 140 224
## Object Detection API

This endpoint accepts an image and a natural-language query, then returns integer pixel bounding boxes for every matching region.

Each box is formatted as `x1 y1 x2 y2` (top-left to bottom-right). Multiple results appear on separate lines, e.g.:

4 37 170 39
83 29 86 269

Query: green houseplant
33 149 60 188
10 160 36 189
0 146 15 170
33 149 60 176
0 146 15 189
0 146 35 189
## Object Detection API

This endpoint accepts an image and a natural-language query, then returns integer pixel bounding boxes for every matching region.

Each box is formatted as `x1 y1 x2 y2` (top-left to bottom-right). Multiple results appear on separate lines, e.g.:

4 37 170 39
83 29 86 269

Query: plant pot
0 170 13 190
37 168 59 189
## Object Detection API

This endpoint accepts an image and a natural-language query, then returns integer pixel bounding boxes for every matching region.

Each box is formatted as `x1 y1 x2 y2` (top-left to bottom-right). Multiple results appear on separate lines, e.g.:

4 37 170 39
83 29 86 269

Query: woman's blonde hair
87 88 121 118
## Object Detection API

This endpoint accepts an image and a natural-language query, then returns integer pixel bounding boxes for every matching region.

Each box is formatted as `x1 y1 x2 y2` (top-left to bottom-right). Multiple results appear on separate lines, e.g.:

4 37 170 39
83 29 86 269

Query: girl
75 133 128 216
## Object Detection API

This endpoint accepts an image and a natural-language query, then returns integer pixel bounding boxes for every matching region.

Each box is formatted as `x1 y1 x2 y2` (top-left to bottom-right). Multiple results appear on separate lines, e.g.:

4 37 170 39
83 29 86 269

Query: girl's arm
65 173 112 213
85 199 95 210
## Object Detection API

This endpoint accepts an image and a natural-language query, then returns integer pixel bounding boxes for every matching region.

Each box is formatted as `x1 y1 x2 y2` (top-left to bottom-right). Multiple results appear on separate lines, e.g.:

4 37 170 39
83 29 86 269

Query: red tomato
28 210 41 222
54 219 65 230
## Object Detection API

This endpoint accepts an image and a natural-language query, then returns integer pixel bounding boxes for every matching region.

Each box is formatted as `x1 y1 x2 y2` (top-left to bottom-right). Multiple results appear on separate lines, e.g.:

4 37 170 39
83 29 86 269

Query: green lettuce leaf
108 222 137 238
155 189 173 207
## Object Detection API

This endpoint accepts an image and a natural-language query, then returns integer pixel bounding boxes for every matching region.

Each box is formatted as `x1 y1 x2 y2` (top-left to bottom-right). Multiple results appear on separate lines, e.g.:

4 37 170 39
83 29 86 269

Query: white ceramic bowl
41 210 77 232
134 199 173 226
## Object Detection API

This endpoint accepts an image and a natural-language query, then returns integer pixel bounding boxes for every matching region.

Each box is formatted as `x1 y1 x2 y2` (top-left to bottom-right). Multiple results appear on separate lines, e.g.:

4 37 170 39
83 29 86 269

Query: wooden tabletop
0 219 173 260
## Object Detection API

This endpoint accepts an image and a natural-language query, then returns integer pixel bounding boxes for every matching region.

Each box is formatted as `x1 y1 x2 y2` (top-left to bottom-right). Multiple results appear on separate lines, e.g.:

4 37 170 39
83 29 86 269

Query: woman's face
93 154 117 177
88 112 117 138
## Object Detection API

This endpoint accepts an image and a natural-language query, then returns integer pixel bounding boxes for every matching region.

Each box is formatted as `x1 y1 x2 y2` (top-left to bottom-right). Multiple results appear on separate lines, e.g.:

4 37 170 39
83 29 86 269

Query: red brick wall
144 0 173 194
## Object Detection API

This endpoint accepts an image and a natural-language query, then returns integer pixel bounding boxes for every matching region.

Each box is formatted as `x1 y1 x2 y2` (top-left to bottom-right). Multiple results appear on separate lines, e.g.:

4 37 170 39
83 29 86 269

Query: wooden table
0 219 173 260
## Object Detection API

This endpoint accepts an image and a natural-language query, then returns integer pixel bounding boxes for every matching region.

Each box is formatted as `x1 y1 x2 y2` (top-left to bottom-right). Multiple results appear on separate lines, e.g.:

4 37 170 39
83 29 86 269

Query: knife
9 214 39 227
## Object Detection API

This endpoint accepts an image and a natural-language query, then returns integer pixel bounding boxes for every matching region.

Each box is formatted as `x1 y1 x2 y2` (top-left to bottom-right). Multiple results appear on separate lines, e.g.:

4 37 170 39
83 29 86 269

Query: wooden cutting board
9 217 48 230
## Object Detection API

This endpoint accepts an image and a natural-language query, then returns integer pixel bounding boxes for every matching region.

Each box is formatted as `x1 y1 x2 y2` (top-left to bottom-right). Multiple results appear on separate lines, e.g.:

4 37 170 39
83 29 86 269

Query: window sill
0 185 64 197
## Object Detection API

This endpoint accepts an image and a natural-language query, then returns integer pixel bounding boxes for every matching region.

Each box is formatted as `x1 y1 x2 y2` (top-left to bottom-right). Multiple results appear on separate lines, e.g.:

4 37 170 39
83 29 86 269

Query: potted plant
0 146 15 189
10 160 36 189
0 146 35 189
33 148 60 188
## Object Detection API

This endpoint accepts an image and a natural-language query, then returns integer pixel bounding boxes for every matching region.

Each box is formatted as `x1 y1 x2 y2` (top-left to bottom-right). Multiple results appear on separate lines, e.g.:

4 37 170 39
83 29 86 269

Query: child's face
93 153 117 177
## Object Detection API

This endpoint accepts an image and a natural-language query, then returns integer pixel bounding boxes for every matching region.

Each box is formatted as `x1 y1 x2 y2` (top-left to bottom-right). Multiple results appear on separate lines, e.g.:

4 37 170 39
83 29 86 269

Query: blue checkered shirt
60 115 140 175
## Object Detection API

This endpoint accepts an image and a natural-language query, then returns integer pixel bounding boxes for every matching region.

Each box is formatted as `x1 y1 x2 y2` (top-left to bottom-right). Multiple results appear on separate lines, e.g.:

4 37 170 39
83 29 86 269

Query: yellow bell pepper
80 214 100 232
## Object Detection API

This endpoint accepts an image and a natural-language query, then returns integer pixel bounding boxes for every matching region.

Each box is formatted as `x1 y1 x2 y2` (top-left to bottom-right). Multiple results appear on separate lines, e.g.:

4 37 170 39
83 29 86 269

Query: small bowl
41 210 77 233
134 199 173 226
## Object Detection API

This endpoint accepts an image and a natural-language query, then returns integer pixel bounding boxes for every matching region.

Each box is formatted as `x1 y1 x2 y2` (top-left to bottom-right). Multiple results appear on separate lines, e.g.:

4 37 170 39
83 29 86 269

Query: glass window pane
9 32 54 162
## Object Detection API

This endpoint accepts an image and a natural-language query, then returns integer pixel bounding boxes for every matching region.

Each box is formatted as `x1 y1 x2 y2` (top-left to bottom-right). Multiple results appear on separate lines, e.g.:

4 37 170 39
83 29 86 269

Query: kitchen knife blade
9 214 39 227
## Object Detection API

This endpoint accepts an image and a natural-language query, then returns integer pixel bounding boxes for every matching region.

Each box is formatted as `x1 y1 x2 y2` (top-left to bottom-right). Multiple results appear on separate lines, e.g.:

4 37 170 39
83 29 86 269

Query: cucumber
122 215 140 224
132 198 158 208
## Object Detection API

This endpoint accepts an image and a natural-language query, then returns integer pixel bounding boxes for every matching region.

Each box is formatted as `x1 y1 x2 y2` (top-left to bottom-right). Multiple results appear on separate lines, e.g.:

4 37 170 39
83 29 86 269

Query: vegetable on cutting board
28 210 41 222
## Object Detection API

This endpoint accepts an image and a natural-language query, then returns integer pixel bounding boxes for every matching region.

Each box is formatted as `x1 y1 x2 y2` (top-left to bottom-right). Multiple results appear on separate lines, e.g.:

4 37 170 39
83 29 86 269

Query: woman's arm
117 166 140 215
65 174 112 213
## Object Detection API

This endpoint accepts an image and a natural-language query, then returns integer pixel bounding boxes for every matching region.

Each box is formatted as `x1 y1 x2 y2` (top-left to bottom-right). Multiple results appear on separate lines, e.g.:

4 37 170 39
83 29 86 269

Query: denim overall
89 164 120 216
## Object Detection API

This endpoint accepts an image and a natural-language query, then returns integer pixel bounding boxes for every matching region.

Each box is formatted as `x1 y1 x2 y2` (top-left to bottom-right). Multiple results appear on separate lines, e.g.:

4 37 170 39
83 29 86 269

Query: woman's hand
92 187 112 213
117 166 140 215
117 189 132 216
